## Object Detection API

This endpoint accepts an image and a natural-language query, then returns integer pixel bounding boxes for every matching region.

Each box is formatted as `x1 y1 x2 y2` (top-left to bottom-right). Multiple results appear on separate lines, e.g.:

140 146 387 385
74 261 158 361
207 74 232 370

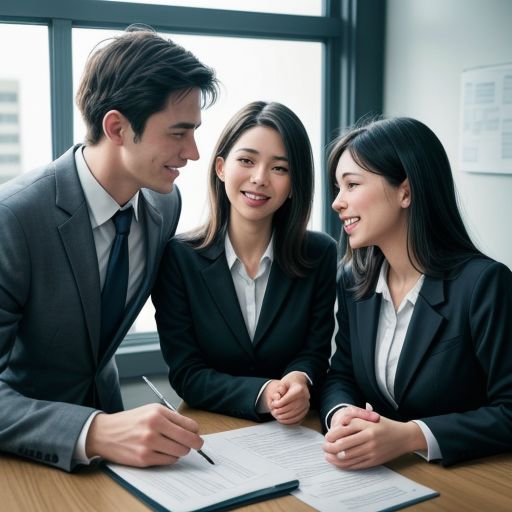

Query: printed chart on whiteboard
459 62 512 174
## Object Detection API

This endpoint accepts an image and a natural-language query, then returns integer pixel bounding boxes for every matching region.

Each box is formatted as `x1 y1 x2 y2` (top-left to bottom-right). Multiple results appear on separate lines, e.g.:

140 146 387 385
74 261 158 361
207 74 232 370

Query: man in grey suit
0 29 218 471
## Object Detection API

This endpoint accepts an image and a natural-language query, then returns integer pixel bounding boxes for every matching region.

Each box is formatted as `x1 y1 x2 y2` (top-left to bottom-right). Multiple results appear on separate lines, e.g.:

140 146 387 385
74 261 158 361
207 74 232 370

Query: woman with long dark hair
321 117 512 468
153 101 336 424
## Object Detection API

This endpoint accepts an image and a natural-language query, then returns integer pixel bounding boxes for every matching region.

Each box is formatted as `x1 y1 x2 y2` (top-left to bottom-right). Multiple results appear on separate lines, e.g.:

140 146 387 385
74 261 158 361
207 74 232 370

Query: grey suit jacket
0 145 181 471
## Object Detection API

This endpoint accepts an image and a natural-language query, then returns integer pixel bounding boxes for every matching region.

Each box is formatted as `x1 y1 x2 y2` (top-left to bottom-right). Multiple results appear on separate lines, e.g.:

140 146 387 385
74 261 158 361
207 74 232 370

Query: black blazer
153 231 337 421
321 257 512 466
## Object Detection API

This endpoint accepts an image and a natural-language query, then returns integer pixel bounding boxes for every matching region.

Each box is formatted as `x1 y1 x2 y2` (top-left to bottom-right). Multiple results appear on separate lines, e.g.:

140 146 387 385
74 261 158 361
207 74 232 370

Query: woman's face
216 126 291 229
331 149 410 250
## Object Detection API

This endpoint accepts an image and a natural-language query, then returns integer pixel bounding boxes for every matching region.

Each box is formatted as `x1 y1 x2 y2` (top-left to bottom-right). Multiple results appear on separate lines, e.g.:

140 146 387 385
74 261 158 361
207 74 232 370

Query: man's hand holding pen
85 403 204 467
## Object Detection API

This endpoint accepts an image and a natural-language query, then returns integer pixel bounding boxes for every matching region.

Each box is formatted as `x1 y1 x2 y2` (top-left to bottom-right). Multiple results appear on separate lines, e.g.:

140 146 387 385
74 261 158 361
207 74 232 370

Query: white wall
384 0 512 269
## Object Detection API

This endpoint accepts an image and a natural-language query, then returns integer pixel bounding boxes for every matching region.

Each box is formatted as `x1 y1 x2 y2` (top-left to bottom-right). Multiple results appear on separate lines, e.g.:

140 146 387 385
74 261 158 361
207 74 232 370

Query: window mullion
49 17 73 159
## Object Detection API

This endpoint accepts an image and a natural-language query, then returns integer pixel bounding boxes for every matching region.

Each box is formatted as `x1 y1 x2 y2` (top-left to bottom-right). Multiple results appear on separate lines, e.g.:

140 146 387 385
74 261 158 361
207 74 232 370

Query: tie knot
113 207 133 235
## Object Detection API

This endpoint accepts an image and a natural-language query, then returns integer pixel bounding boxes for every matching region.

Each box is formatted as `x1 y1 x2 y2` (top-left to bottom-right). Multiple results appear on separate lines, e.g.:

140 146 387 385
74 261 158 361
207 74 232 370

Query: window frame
0 0 384 377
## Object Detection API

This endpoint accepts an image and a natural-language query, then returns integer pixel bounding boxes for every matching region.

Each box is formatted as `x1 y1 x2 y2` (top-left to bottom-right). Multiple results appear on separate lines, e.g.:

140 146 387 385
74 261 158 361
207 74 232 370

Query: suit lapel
252 263 292 347
200 241 254 358
394 276 445 403
356 294 383 399
55 146 101 361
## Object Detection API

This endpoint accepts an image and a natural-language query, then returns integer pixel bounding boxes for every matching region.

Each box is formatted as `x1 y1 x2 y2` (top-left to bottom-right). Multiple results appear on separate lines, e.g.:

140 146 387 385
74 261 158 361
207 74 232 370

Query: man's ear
400 178 411 208
102 110 128 145
215 156 225 181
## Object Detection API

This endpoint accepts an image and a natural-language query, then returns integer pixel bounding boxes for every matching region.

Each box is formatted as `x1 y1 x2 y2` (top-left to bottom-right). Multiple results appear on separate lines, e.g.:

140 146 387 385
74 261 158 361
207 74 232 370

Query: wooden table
1 407 511 511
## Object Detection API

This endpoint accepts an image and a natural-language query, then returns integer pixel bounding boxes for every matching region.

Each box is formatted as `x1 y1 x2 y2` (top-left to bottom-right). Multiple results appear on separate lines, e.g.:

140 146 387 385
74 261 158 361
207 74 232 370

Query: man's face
119 88 202 195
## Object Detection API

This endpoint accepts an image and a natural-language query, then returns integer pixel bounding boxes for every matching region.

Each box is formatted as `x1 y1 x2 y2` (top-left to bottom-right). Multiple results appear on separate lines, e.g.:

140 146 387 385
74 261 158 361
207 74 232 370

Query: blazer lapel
394 276 446 403
200 242 254 358
356 294 383 399
252 263 292 347
55 146 101 361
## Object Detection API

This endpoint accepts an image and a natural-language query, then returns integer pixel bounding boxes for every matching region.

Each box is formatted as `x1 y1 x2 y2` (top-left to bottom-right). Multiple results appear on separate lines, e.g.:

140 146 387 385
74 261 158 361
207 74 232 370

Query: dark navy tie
99 207 133 359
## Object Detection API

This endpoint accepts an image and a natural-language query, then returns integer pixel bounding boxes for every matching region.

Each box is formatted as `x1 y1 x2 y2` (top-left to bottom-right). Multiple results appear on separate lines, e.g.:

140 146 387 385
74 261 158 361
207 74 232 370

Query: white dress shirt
224 233 311 412
225 233 273 341
327 262 442 461
75 146 145 304
73 146 146 464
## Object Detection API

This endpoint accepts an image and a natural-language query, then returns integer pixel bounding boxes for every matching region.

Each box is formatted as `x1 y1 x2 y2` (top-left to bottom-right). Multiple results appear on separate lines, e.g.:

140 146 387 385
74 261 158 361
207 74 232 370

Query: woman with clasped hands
153 102 336 425
321 117 512 469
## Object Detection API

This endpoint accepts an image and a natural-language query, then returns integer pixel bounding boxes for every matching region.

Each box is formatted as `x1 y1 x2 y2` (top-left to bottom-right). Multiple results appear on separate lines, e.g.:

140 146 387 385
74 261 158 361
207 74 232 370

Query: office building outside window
0 23 52 184
0 80 21 183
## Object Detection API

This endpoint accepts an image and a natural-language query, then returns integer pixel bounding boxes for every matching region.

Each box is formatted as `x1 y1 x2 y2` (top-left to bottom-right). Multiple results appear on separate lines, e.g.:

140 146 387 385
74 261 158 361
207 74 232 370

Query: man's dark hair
76 28 218 144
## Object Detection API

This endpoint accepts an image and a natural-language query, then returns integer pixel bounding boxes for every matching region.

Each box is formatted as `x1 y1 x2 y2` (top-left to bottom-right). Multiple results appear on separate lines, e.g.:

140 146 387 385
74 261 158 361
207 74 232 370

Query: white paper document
219 422 438 512
106 434 298 512
106 422 437 512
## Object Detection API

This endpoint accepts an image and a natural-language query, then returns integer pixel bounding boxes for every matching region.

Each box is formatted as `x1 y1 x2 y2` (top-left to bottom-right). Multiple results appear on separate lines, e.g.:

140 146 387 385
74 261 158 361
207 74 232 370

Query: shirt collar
75 145 139 229
224 232 274 271
375 260 425 307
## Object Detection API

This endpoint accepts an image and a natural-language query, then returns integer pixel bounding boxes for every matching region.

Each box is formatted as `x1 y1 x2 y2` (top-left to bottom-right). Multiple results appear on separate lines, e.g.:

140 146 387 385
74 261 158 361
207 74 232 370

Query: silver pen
142 376 215 465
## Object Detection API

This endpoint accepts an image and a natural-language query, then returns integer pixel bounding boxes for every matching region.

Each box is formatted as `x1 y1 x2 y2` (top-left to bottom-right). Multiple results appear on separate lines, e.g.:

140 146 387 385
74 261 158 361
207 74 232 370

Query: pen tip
199 450 215 465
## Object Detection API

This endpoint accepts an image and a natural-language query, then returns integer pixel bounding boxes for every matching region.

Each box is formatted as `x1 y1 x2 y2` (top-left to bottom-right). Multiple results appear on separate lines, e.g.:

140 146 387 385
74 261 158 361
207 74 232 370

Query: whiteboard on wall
459 62 512 174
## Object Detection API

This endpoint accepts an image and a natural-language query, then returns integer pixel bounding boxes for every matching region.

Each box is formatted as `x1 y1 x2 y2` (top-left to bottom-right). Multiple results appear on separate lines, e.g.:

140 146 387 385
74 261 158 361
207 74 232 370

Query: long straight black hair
187 101 314 277
328 117 482 298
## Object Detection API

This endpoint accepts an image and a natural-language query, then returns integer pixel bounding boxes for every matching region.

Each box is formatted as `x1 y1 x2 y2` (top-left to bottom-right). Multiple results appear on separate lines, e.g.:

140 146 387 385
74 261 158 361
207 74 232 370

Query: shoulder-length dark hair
328 116 482 298
188 101 314 277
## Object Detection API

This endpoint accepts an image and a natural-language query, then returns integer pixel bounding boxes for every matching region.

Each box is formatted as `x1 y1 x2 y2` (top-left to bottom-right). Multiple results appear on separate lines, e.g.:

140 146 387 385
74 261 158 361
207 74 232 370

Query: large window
73 29 323 233
73 28 322 333
0 24 51 184
104 0 323 16
0 0 384 375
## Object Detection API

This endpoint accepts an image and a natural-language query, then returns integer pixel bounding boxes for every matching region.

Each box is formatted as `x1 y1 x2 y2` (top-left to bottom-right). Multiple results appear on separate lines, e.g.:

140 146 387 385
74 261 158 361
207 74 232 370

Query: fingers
165 408 200 433
158 409 204 452
271 382 309 408
270 384 310 425
331 405 380 428
271 402 309 425
270 384 286 403
87 404 204 467
262 379 287 410
322 424 371 470
340 405 379 424
323 424 365 453
325 418 365 443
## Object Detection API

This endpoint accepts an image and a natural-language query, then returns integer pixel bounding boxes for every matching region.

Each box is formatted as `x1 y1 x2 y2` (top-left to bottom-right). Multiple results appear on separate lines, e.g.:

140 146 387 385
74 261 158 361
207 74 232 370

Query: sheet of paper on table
106 433 298 512
217 422 439 512
107 421 438 512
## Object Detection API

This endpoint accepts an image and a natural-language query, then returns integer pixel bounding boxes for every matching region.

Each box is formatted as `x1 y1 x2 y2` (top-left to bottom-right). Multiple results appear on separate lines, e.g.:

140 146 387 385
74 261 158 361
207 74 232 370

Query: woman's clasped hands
262 371 311 425
322 405 427 469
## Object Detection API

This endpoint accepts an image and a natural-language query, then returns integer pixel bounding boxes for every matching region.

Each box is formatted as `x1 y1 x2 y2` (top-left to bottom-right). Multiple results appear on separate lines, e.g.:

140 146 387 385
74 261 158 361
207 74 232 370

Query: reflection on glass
0 24 51 184
73 28 322 334
102 0 323 16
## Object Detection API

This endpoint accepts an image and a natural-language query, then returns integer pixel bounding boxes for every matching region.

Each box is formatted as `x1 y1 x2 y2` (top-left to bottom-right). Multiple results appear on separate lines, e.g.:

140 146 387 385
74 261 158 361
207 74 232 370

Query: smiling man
0 28 218 471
